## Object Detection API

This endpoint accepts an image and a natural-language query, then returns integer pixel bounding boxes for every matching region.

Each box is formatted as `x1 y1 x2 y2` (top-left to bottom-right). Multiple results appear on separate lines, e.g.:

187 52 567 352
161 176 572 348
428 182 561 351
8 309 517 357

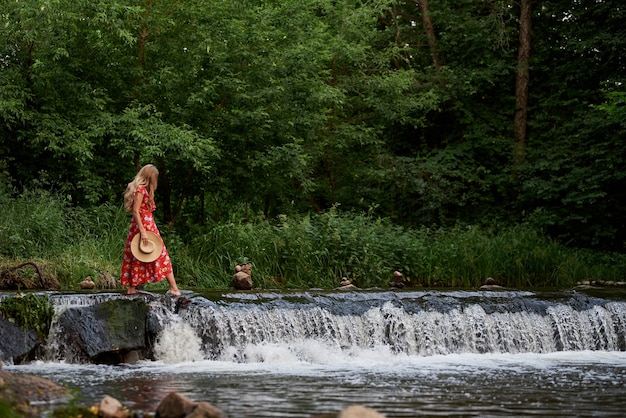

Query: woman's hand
140 230 149 246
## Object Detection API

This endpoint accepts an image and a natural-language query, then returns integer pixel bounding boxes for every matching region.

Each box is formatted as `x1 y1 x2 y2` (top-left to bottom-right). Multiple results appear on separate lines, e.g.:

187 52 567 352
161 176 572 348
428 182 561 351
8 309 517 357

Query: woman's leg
126 286 137 295
166 272 181 295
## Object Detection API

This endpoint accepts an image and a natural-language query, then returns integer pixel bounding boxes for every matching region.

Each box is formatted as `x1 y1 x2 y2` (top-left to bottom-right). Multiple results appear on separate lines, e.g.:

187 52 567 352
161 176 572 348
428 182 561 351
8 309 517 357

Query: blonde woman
120 164 181 295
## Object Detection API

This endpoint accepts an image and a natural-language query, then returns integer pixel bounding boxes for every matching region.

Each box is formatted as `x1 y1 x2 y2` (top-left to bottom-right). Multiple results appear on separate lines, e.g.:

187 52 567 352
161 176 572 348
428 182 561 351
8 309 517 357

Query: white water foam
10 350 626 378
153 318 204 363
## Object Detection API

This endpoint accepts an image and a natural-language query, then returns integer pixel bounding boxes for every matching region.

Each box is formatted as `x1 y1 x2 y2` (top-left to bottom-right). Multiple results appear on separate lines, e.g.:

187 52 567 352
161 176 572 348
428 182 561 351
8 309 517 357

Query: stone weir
1 289 626 365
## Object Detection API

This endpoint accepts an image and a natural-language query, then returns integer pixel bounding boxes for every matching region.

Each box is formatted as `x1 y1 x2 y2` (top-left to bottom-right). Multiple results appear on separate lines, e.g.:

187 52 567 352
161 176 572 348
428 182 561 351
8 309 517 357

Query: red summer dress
120 186 173 287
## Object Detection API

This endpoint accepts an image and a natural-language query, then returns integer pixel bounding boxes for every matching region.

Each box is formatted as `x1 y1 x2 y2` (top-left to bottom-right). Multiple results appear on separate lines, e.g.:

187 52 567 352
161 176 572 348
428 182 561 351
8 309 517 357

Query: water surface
9 351 626 417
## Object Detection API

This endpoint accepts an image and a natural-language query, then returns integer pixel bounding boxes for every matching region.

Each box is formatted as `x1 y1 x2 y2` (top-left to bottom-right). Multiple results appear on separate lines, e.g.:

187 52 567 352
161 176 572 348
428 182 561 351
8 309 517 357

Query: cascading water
5 289 626 417
145 290 626 363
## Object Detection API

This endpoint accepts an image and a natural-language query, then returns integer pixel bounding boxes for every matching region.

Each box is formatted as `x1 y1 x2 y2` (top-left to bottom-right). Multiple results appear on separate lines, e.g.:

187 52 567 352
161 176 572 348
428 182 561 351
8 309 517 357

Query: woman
120 164 181 296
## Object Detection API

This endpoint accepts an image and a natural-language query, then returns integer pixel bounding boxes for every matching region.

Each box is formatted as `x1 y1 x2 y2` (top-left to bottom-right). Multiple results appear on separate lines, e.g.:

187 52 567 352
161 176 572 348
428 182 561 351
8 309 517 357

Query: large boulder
54 299 148 364
0 315 39 364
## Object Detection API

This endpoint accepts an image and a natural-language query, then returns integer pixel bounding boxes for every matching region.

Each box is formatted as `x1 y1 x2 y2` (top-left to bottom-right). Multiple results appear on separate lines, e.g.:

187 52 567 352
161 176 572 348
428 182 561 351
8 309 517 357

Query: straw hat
130 231 163 263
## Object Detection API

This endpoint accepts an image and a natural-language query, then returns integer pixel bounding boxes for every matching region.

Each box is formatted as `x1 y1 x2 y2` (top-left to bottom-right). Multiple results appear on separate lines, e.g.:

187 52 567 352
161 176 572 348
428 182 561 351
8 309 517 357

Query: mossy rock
55 299 149 364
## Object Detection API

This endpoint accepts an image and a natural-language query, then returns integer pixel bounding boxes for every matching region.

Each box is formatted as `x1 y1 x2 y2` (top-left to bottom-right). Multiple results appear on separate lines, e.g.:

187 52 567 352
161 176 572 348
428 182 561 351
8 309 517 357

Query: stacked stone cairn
232 262 253 290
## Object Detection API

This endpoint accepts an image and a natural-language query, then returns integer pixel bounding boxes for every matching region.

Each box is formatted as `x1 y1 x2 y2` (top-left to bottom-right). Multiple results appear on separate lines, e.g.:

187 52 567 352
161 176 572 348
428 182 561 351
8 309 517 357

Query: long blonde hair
123 164 159 211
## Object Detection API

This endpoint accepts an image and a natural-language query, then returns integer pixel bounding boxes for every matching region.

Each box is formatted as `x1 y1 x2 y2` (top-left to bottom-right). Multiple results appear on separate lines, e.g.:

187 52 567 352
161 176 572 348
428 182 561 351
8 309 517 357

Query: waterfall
40 290 626 364
168 290 626 361
153 318 204 363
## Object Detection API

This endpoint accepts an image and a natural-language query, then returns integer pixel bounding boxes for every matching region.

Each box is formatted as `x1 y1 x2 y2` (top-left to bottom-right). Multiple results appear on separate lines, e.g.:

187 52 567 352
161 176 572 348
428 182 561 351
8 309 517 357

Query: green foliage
0 192 624 290
0 293 55 341
522 102 626 249
1 0 625 261
54 204 129 287
50 405 98 418
522 0 626 251
0 401 21 418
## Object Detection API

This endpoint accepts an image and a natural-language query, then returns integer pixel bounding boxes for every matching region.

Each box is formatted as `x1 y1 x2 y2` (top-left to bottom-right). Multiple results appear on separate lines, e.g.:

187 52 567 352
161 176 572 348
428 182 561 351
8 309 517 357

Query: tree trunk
513 0 532 170
414 0 441 70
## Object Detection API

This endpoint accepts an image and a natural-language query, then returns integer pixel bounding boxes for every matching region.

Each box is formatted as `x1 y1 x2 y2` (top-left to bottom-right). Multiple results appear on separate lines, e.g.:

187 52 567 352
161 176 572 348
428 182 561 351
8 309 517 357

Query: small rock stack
390 271 405 289
232 262 253 290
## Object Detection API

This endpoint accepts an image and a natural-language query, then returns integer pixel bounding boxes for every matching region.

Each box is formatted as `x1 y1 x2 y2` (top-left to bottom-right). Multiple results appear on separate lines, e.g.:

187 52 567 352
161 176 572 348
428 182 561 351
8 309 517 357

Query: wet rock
479 277 505 291
156 392 227 418
575 280 626 288
122 349 141 364
99 395 129 418
187 401 228 418
389 271 405 289
0 315 39 364
232 271 252 290
338 405 386 418
54 299 148 364
337 277 359 290
0 369 69 416
156 392 197 418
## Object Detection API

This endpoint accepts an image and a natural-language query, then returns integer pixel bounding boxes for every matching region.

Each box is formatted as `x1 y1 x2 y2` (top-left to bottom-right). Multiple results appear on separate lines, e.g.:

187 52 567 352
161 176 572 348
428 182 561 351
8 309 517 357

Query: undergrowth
1 191 625 291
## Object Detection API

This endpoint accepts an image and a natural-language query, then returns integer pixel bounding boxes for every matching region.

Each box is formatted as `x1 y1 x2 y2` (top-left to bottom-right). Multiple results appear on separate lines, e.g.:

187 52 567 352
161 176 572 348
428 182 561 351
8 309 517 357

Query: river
4 289 626 417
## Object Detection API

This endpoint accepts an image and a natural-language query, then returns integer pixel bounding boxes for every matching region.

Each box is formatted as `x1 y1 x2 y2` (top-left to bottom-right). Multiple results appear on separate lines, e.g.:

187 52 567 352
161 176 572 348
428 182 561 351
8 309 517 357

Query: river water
5 289 626 417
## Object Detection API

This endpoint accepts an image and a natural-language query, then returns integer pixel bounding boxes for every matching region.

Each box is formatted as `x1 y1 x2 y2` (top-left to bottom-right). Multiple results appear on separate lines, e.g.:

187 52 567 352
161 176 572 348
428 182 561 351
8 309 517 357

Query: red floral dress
120 186 173 287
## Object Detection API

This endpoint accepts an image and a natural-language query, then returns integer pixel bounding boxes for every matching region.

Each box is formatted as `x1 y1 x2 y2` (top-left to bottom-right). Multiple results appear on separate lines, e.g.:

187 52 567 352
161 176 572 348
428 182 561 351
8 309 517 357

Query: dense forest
1 0 625 289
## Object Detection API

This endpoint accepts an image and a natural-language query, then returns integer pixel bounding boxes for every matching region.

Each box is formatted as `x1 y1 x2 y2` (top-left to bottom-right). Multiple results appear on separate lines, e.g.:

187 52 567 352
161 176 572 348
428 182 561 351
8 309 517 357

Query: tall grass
54 204 129 288
0 188 74 259
0 187 126 289
186 209 626 289
1 190 625 290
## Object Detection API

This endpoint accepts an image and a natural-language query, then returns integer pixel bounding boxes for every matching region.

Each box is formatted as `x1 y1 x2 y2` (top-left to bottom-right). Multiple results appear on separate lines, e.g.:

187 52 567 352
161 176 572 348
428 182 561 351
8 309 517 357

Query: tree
0 0 216 214
513 0 532 170
522 0 626 250
414 0 442 70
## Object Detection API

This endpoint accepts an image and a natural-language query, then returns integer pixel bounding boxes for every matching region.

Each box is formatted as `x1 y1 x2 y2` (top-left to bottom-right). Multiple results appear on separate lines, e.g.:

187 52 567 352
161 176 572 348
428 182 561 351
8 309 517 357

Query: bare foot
167 289 181 296
126 287 137 295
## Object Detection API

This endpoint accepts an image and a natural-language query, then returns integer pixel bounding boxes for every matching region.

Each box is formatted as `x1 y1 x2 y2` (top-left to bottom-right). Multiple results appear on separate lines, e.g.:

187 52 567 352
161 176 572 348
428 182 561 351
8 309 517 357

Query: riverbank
2 195 626 292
